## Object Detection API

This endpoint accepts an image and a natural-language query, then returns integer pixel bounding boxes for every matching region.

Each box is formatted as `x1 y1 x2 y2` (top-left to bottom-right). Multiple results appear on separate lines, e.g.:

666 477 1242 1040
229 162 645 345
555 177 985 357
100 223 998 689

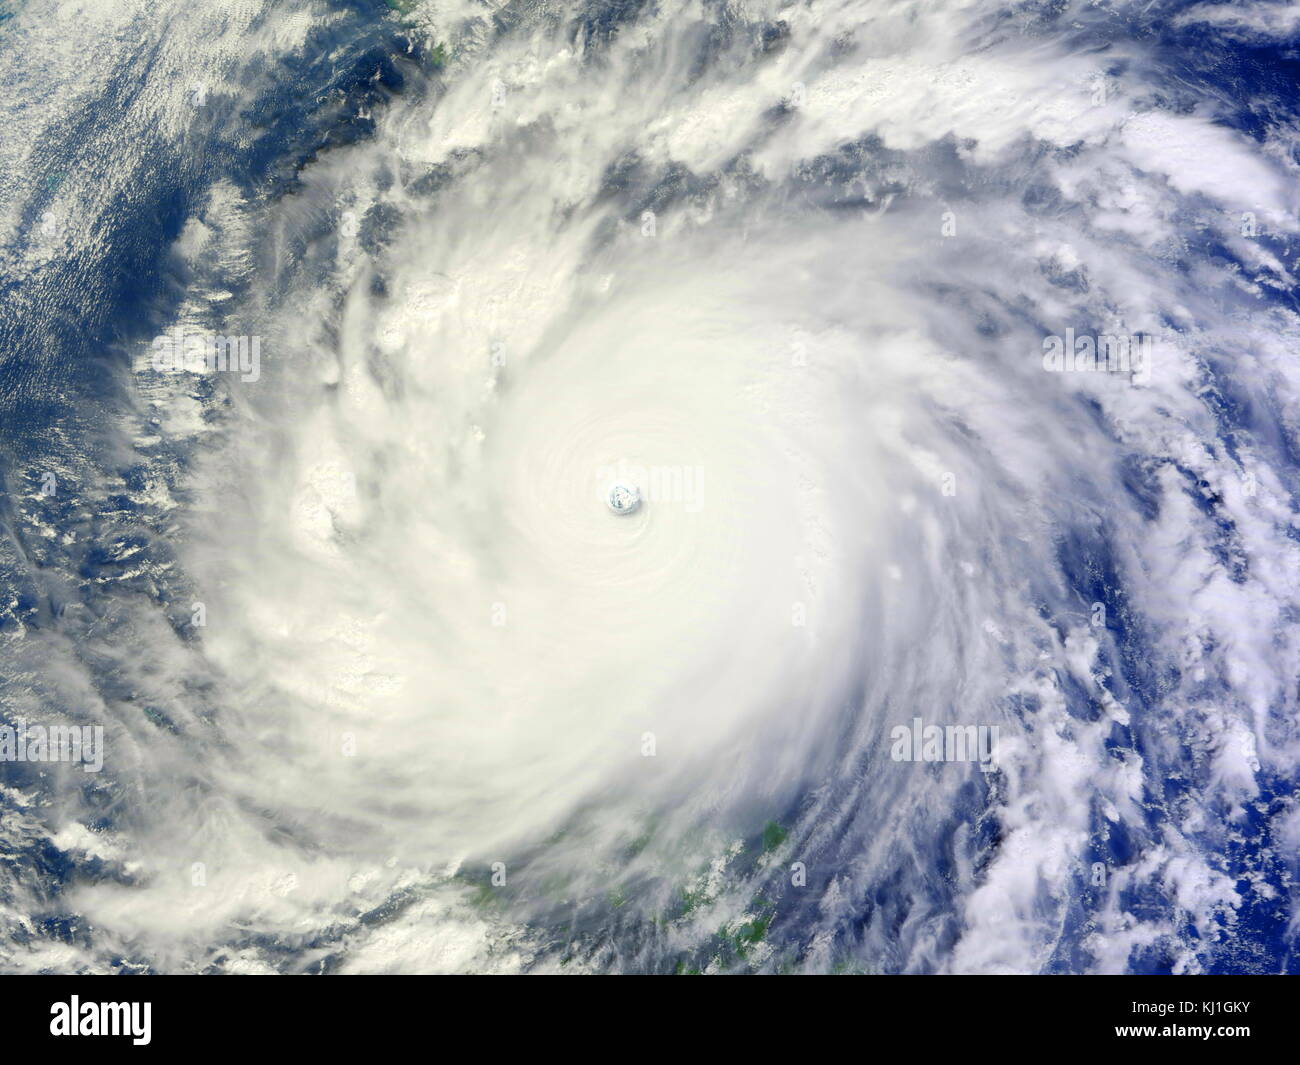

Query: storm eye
607 483 641 514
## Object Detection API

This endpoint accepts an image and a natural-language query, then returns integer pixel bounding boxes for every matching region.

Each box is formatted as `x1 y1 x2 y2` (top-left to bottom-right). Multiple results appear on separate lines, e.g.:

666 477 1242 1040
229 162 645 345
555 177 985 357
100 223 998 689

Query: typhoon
0 0 1299 975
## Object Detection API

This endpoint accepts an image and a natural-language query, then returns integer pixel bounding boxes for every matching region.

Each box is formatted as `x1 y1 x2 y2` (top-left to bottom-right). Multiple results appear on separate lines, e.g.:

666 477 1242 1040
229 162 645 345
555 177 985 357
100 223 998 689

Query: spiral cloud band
0 0 1298 975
